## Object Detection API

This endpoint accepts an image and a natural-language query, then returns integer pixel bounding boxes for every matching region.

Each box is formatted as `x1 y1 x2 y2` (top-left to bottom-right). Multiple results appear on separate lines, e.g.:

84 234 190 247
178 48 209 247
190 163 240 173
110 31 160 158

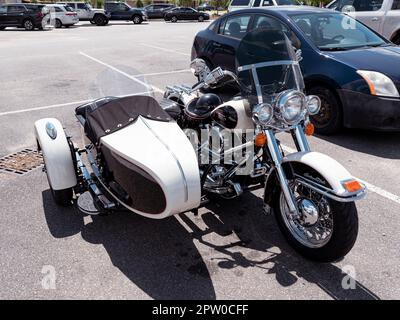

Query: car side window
55 7 63 13
392 0 400 9
0 5 6 13
262 0 274 6
343 0 383 11
253 0 262 6
77 3 86 9
222 15 252 39
8 5 25 13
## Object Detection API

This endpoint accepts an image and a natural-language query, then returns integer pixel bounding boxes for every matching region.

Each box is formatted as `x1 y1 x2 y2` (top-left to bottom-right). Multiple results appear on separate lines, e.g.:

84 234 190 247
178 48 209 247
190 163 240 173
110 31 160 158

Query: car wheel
308 86 342 135
23 19 35 31
198 16 204 22
132 15 142 24
393 34 400 45
55 19 62 29
171 16 178 23
0 26 5 30
94 14 106 26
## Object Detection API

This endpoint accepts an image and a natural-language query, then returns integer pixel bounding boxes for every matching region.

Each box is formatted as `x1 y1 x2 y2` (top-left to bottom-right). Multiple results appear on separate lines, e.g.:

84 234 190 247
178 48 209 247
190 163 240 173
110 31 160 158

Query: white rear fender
282 151 366 199
34 118 77 191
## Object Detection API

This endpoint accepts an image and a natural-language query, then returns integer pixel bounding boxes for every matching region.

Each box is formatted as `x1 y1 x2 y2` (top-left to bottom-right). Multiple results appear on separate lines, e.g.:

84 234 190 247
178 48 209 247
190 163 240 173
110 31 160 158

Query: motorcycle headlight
357 70 399 98
252 103 274 126
277 90 305 125
306 95 321 115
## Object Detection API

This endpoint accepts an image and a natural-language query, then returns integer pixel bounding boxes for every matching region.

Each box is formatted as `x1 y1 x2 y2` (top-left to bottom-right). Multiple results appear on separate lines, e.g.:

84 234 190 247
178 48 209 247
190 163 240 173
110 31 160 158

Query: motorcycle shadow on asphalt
42 189 380 300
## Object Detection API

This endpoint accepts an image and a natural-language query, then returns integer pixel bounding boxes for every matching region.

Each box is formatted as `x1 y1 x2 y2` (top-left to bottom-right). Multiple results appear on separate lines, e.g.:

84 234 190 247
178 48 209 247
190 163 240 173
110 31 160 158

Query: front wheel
132 15 142 24
23 19 35 31
272 176 358 262
94 15 106 26
171 16 178 23
198 16 204 22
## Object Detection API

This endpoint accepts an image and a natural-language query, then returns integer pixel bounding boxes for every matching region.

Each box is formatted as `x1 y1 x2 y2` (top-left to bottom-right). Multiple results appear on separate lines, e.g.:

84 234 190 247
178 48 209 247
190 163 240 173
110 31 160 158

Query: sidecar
35 95 201 218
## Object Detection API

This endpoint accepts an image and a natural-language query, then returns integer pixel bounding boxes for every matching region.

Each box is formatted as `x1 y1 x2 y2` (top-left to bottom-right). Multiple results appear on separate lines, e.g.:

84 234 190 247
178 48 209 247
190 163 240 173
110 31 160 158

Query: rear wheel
23 19 35 31
171 16 178 23
308 86 342 135
392 34 400 45
94 14 106 26
55 19 62 28
198 16 204 22
132 15 142 24
272 170 358 262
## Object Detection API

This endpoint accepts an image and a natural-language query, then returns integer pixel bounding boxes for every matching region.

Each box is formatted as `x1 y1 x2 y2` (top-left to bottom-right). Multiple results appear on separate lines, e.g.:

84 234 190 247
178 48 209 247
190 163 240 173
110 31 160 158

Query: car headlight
277 90 305 124
357 70 399 98
306 95 321 115
252 103 274 126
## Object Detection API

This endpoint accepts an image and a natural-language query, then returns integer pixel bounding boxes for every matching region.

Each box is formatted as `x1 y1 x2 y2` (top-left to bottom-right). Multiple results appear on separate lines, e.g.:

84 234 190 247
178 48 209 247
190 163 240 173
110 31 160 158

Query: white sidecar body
37 95 201 219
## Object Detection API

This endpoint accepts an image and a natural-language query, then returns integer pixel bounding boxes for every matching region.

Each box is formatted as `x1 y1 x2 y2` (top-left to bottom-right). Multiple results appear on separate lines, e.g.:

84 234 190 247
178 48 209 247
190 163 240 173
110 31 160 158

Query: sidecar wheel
272 180 358 262
51 187 73 207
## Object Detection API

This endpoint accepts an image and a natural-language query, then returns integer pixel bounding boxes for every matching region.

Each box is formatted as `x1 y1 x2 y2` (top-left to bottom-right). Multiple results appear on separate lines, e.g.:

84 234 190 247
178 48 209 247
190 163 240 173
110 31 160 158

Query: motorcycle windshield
236 28 304 104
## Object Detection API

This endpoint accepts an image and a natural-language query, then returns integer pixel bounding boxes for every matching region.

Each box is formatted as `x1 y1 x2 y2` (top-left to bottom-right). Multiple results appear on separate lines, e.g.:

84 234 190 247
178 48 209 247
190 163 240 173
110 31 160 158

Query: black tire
51 188 73 207
23 19 35 31
198 16 204 22
132 15 142 24
171 16 178 23
94 14 106 26
308 86 342 135
392 34 400 45
0 26 5 30
55 19 62 29
272 176 358 262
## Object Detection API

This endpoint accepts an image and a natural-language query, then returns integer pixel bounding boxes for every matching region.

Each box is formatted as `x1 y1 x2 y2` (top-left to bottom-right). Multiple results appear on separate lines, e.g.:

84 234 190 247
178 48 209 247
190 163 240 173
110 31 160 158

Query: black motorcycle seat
75 95 172 144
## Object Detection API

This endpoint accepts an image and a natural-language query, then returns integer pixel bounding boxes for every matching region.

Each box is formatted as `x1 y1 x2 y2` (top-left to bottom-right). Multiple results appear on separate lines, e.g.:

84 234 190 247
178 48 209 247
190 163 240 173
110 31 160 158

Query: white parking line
79 51 163 93
281 145 400 205
0 91 154 117
139 43 190 56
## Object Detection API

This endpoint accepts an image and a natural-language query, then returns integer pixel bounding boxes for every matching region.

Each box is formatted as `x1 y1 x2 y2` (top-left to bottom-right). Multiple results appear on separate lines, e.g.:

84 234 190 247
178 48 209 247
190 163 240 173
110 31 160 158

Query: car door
6 5 26 26
118 3 131 20
0 5 7 26
146 5 155 18
341 0 386 34
76 2 89 19
382 0 400 39
211 14 253 71
187 8 198 20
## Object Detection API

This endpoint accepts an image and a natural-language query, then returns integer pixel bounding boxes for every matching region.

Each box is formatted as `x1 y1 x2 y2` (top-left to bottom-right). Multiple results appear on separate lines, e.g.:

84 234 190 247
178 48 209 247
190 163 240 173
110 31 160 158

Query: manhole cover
0 148 42 175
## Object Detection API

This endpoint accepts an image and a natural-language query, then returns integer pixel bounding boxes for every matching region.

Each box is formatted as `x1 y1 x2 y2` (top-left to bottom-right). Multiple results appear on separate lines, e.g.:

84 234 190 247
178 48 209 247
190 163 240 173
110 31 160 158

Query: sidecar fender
34 118 77 191
264 151 366 205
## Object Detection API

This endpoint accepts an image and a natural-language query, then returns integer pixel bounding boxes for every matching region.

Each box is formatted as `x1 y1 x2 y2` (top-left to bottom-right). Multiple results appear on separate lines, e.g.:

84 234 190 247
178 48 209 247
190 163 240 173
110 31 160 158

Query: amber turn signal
255 132 267 147
304 122 314 136
343 180 362 193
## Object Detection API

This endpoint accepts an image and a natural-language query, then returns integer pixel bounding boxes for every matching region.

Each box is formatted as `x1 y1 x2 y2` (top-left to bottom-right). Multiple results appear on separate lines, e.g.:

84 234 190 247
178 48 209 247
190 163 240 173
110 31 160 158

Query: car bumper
339 89 400 131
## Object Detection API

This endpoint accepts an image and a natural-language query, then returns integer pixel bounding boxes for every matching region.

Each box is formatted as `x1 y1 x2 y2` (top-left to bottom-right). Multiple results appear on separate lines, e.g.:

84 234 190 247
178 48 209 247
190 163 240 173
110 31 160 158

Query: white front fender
283 151 365 198
34 118 77 191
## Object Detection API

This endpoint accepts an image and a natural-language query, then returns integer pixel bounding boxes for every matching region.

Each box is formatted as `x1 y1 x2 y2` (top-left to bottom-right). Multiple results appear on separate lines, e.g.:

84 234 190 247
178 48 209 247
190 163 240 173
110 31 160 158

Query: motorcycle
35 28 365 262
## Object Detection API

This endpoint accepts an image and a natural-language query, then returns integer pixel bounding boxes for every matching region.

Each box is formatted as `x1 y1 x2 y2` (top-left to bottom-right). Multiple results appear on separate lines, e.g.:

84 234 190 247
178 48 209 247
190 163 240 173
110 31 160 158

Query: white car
46 4 79 28
228 0 300 12
327 0 400 44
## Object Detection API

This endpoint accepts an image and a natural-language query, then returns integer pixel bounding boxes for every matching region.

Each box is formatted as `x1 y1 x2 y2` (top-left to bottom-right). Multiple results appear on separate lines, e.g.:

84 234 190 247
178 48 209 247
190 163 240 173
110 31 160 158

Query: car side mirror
190 58 208 77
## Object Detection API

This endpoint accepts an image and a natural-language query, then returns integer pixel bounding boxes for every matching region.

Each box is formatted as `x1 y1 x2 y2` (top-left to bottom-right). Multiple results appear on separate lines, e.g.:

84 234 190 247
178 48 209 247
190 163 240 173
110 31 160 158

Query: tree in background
176 0 193 7
136 0 144 7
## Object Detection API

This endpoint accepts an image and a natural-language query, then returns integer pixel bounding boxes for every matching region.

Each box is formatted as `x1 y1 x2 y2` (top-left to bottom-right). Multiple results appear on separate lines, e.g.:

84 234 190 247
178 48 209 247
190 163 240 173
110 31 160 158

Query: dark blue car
191 6 400 134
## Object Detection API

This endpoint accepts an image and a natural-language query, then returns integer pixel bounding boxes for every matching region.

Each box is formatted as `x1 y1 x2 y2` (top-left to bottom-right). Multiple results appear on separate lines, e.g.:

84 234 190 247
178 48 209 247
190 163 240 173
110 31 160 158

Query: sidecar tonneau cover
81 95 172 143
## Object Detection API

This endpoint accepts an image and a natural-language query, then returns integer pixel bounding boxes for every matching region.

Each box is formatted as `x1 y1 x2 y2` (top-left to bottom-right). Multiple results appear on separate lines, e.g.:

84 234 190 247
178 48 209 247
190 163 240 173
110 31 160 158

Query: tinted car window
8 5 25 13
392 0 400 9
77 3 87 9
262 0 274 6
253 0 262 6
223 15 251 39
0 5 6 13
333 0 383 11
230 0 251 5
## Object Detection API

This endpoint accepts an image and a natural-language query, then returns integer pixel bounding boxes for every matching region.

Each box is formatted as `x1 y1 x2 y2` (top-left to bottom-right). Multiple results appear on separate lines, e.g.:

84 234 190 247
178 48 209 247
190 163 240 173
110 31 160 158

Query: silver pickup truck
58 2 111 25
327 0 400 44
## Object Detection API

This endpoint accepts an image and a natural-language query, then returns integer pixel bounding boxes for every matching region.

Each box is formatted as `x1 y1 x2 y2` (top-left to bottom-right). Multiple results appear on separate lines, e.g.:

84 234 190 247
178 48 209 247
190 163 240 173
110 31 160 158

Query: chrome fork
265 129 299 214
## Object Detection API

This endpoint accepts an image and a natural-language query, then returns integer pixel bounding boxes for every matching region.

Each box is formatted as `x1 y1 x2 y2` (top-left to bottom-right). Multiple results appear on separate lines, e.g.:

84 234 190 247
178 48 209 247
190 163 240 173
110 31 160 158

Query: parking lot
0 20 399 299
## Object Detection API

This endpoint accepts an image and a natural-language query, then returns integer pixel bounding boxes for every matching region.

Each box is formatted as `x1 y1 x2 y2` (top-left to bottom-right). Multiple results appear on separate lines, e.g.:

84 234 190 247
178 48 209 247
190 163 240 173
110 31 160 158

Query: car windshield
276 0 300 4
86 4 93 10
289 12 387 50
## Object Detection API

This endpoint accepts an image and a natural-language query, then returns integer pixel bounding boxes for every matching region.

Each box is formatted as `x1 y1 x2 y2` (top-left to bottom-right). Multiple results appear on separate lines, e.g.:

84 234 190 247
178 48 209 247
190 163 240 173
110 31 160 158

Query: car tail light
65 13 76 16
37 12 44 18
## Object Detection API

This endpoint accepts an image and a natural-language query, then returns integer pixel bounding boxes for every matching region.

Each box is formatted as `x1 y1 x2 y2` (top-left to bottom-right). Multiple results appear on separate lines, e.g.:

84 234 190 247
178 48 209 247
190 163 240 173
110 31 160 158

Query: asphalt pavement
0 20 399 300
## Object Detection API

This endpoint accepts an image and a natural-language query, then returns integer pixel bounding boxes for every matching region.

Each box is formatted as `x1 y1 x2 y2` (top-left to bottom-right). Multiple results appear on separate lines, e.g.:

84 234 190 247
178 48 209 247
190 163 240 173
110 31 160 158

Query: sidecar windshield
236 28 304 104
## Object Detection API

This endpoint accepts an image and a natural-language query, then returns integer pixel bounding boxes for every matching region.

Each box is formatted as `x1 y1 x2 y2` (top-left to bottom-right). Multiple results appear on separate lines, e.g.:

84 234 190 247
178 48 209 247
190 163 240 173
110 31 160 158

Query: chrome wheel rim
25 20 33 30
133 17 140 23
279 181 333 248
